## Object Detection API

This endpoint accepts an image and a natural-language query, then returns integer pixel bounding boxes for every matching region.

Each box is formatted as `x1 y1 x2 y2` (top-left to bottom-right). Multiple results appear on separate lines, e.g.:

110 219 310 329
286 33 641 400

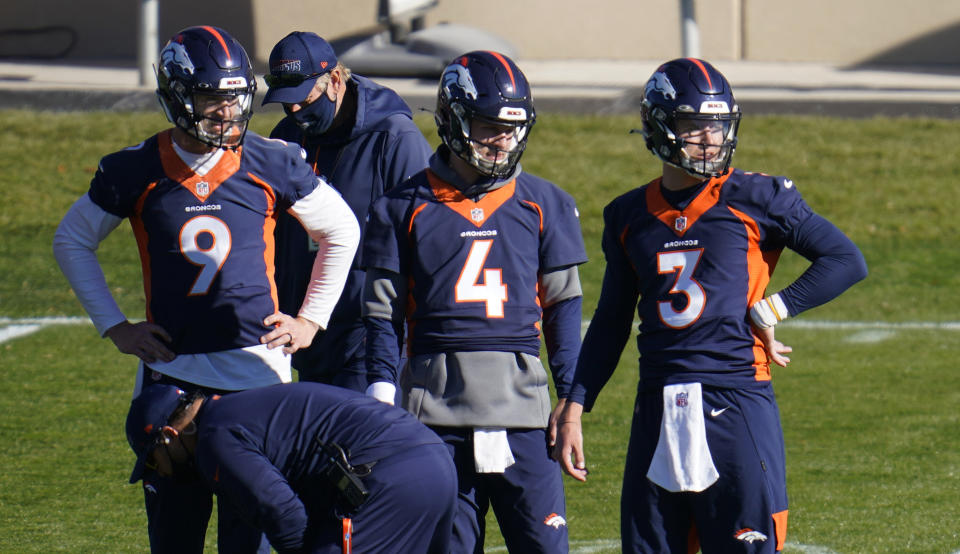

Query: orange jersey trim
773 509 788 551
727 205 781 381
426 170 515 228
522 199 544 233
646 172 730 237
246 172 280 312
158 130 242 202
130 181 160 322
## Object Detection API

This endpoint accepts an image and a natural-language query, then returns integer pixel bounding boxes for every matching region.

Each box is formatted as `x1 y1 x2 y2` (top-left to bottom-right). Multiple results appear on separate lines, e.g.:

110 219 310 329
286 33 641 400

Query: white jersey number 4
455 239 508 318
657 249 705 329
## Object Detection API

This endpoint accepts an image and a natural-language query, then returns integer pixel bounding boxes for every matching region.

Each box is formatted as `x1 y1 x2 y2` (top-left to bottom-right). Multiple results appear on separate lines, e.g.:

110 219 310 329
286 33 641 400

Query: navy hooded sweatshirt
271 75 432 381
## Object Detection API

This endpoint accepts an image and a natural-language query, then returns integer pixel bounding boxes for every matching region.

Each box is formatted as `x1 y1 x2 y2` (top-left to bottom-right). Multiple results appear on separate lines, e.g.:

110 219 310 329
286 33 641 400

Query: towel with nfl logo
646 382 719 492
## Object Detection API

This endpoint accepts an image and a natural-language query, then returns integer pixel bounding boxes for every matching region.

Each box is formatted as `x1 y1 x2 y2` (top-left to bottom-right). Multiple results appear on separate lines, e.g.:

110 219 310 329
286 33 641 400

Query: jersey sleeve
777 213 868 315
272 141 320 212
752 175 868 316
538 186 588 271
86 141 155 218
755 175 815 248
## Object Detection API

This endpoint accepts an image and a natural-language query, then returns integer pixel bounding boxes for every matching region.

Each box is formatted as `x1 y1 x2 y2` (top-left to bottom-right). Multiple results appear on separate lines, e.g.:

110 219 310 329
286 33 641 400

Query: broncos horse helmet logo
442 63 478 101
734 529 768 544
161 41 196 76
645 70 677 100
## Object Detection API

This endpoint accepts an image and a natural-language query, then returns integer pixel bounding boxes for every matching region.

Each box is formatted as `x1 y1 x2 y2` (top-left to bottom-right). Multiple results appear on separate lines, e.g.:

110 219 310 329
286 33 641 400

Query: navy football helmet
156 26 257 149
640 58 741 178
435 51 536 179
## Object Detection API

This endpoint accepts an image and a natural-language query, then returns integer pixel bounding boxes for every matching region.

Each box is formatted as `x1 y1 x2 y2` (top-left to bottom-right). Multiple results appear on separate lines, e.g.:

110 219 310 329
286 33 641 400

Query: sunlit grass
1 109 957 552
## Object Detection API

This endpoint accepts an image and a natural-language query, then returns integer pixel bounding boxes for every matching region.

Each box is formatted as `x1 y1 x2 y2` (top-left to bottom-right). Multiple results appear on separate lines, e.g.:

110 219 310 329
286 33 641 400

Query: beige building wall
2 0 959 66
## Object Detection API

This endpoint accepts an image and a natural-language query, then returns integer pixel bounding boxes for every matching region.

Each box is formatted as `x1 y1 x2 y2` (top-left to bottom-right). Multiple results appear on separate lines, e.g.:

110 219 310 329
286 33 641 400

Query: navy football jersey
603 169 812 387
363 170 587 356
86 130 318 354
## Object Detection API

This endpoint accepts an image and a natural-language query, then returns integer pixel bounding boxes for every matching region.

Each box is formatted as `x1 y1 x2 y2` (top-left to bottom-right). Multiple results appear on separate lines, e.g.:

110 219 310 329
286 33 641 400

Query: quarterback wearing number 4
362 51 586 553
554 58 867 553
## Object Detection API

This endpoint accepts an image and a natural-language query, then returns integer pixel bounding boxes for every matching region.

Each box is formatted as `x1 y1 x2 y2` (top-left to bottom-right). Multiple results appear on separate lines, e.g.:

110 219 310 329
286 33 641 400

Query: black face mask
287 93 337 136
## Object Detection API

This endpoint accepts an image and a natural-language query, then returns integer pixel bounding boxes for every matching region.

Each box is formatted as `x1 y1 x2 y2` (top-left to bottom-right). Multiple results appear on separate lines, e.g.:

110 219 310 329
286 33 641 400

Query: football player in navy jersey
553 58 867 553
362 51 586 553
262 32 431 390
52 26 359 553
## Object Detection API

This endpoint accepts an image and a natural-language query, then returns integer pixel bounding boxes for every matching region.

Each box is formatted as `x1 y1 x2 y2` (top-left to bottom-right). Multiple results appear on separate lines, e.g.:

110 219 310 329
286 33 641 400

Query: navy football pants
432 426 569 554
621 383 788 553
305 442 457 553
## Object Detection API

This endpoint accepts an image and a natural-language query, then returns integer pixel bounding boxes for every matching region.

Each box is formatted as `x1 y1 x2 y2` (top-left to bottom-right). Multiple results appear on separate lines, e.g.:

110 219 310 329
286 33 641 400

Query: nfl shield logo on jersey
676 392 688 407
471 207 485 223
674 216 687 232
196 181 209 197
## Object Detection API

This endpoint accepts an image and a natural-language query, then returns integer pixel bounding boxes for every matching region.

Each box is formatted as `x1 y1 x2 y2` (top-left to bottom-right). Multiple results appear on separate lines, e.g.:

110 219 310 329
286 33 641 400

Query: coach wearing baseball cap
262 31 431 392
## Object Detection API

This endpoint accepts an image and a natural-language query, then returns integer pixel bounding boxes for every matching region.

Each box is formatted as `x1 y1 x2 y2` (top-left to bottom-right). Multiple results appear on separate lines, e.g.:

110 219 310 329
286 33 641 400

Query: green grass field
1 109 958 553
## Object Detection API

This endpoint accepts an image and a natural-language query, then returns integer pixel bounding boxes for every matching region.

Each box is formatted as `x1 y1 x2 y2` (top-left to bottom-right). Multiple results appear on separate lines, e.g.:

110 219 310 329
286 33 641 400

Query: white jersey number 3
180 215 232 295
455 239 508 318
657 249 705 329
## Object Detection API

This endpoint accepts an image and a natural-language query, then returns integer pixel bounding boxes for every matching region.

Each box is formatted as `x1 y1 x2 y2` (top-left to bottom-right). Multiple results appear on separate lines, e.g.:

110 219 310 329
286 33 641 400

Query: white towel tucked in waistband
473 428 516 473
646 382 719 492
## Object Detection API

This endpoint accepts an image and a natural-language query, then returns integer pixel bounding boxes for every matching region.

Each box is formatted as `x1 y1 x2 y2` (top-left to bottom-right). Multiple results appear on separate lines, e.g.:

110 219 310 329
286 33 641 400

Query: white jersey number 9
180 215 232 295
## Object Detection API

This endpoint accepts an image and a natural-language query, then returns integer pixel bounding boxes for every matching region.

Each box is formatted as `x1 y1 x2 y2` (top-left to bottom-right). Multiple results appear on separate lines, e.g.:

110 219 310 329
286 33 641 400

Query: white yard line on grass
784 320 960 331
0 316 90 344
580 319 960 334
3 317 959 345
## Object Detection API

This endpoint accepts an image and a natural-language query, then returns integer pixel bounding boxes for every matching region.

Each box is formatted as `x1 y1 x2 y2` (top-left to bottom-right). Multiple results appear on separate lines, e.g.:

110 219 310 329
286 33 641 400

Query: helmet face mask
436 51 535 179
459 114 529 177
640 58 741 178
156 26 257 149
191 92 254 147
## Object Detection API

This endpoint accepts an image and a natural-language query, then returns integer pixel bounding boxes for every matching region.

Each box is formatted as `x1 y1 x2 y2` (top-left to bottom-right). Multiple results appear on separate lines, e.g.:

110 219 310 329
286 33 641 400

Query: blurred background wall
2 0 959 69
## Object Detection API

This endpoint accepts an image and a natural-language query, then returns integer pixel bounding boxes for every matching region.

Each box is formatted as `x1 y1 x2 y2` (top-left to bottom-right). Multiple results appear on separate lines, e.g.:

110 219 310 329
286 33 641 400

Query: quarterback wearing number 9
52 26 359 553
362 51 587 553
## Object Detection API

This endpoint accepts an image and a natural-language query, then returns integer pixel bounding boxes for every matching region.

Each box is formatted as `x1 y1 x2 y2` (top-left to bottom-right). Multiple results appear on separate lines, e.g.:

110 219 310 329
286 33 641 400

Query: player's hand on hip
551 401 589 482
753 325 792 367
104 320 175 364
261 313 320 354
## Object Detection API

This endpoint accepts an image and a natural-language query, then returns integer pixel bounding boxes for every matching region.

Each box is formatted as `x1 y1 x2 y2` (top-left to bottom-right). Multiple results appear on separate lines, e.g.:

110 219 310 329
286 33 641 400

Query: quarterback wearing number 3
554 58 867 553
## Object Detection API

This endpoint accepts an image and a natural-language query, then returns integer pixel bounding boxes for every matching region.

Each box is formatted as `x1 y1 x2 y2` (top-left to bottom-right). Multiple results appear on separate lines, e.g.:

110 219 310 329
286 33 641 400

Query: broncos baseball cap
262 31 338 105
125 384 186 483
